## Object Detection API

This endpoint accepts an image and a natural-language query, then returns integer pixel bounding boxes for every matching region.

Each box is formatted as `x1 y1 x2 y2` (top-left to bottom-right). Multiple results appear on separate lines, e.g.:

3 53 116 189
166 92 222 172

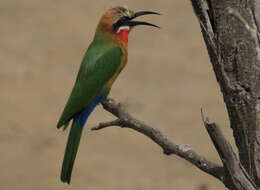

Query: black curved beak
131 11 161 20
113 10 160 32
127 11 160 28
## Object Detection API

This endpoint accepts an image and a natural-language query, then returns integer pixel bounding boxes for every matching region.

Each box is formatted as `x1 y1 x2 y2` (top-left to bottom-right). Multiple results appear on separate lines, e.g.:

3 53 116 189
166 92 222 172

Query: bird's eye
120 16 129 22
112 16 130 33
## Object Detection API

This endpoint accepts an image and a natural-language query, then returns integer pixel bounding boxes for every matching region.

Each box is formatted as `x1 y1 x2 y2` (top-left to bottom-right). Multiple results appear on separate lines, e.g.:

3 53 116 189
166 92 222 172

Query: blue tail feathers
75 93 107 127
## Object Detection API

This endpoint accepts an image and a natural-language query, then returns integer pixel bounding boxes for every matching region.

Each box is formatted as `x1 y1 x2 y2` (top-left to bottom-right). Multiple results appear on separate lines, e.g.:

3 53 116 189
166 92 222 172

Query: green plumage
57 36 123 128
60 120 83 184
57 32 124 184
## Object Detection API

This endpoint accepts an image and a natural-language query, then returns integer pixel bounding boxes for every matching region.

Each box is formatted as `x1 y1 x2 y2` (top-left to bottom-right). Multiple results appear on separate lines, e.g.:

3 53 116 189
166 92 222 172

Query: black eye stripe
120 16 129 22
112 16 130 32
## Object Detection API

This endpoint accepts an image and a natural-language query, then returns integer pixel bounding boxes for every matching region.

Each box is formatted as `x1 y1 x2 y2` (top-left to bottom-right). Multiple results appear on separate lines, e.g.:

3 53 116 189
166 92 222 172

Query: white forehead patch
116 26 130 33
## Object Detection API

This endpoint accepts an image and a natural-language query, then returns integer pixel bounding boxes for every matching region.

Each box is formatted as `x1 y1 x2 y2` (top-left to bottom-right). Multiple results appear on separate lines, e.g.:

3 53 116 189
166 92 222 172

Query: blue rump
74 94 107 127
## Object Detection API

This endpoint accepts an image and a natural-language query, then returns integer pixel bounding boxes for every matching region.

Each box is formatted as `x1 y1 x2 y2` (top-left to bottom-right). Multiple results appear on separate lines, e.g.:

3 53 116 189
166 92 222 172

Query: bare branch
201 112 257 190
190 0 260 187
92 119 123 130
91 99 225 181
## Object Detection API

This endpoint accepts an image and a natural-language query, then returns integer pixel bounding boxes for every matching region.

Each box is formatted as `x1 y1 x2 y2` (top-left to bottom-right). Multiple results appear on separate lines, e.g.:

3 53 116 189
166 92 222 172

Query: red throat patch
119 29 129 43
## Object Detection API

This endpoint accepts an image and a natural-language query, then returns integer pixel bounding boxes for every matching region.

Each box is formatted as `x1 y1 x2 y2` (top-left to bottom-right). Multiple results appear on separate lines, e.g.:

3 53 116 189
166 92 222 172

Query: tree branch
190 0 260 187
201 112 257 190
91 99 225 181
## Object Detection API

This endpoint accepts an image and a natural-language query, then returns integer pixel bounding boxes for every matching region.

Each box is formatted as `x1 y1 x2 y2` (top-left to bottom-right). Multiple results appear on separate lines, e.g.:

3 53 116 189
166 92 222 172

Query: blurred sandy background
0 0 232 189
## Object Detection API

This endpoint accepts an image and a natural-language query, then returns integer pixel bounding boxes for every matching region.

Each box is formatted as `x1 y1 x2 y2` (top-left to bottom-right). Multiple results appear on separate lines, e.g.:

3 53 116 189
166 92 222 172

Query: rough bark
190 0 260 188
202 112 256 189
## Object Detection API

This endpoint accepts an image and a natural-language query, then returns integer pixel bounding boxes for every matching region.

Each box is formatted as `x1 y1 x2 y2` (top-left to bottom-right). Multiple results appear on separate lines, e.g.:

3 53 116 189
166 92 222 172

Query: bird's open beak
126 11 160 28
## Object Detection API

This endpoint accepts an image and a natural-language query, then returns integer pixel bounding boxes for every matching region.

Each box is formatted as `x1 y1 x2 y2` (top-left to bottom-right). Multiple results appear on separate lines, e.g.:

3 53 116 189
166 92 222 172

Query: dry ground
0 1 232 189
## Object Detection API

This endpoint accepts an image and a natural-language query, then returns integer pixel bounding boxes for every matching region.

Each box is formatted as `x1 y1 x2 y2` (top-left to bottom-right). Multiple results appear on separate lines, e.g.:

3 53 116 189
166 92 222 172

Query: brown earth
0 1 232 190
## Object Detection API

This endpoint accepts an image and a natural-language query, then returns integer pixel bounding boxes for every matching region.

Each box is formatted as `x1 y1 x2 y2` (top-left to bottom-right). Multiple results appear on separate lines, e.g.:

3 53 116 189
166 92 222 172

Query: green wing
57 43 123 128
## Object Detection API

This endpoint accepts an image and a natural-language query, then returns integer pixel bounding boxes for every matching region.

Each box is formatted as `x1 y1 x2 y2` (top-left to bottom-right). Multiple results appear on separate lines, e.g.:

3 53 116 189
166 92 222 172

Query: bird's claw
105 98 115 104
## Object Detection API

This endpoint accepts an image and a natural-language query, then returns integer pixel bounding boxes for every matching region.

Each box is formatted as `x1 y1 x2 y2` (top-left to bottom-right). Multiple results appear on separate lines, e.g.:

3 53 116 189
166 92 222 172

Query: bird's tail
60 119 83 184
59 94 107 184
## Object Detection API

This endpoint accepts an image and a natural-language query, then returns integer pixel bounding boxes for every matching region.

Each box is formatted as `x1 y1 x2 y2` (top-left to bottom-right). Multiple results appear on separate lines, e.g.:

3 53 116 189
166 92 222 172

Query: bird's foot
101 98 115 104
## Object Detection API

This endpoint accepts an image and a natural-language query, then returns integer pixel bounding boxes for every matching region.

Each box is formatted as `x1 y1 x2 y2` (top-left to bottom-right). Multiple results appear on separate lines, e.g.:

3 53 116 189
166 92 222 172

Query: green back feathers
57 38 123 128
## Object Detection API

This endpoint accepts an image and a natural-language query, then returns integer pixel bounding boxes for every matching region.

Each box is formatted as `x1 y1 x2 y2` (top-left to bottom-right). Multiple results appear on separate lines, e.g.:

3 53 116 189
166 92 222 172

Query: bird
56 6 160 184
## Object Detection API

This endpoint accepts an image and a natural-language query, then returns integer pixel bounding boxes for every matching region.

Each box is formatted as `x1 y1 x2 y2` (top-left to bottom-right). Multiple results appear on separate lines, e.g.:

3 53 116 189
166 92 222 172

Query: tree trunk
190 0 260 188
95 1 260 189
